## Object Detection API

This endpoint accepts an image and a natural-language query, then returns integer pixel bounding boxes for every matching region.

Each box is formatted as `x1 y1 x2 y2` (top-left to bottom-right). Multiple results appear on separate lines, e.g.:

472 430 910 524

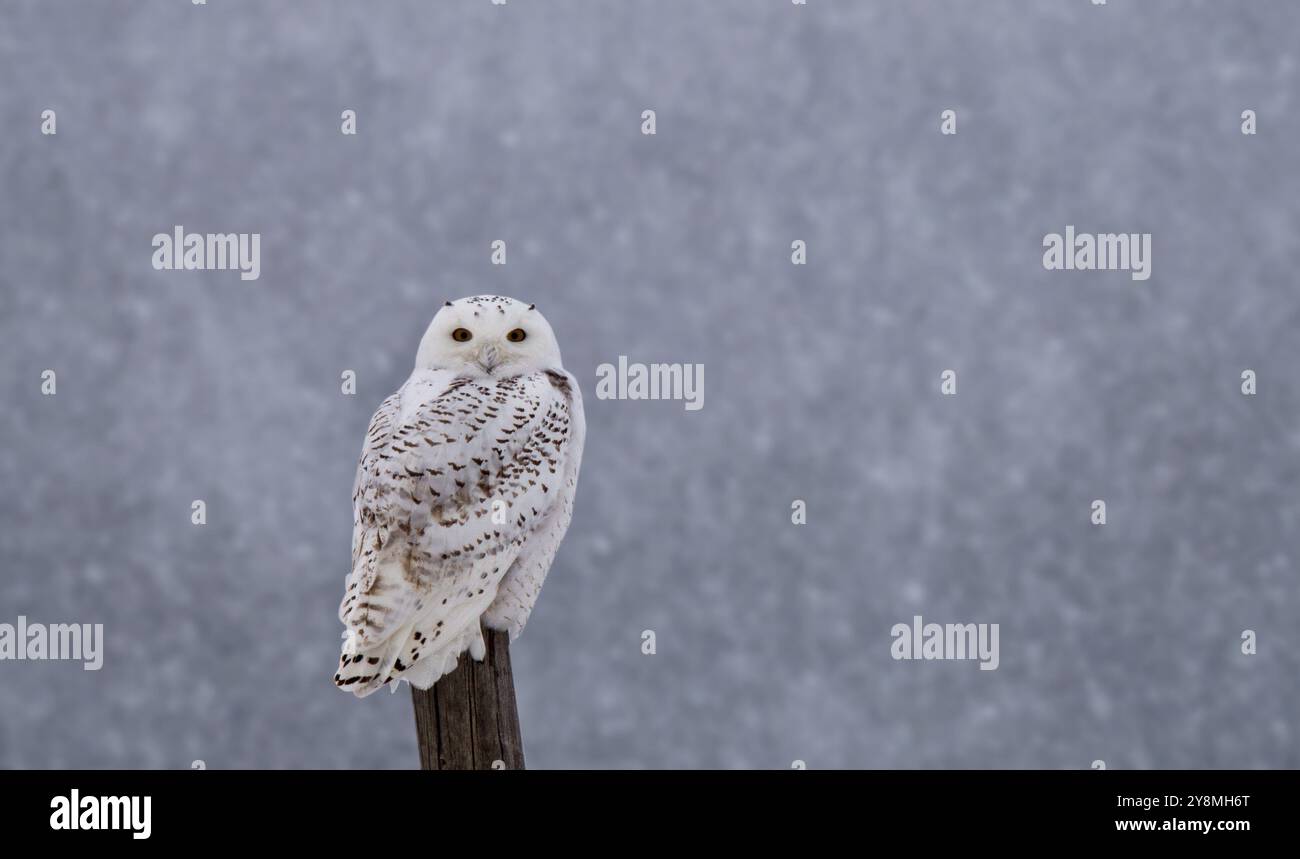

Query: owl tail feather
394 623 486 691
333 623 412 699
334 619 488 698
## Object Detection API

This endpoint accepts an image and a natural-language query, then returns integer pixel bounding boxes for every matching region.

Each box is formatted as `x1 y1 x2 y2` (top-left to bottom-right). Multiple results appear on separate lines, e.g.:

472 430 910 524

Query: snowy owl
334 295 585 697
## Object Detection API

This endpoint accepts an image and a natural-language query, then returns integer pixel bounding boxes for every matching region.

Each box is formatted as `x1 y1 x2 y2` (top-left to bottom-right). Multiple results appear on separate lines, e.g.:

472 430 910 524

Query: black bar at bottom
1 770 1281 844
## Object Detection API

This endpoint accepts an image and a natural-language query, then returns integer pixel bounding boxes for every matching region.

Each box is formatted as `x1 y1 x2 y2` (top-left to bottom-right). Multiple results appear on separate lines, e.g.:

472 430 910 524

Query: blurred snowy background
1 0 1298 768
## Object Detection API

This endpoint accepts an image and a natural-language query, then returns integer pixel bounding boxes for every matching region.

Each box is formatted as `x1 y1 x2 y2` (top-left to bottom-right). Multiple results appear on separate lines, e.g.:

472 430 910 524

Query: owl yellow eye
506 328 527 342
451 328 473 342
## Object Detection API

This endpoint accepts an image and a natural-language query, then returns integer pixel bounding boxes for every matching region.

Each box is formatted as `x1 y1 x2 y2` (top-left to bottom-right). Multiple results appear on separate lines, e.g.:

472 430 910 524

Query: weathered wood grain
411 626 525 770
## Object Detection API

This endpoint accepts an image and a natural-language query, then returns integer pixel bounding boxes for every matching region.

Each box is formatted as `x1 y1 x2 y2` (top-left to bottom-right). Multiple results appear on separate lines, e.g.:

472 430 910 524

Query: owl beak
476 344 501 374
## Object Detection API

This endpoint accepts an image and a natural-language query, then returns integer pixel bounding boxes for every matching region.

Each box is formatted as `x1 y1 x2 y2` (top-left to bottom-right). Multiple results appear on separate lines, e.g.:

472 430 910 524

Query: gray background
1 0 1297 769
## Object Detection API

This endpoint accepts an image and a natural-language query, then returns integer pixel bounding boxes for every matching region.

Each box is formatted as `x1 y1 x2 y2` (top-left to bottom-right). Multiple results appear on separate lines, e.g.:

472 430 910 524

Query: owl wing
335 368 579 697
483 369 585 638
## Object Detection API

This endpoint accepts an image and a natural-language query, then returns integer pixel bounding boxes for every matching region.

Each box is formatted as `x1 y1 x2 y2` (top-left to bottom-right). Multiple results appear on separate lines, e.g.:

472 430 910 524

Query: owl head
415 295 565 379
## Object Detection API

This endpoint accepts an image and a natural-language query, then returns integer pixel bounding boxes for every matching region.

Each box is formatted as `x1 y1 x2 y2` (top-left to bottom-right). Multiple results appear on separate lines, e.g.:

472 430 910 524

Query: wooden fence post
411 625 525 770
